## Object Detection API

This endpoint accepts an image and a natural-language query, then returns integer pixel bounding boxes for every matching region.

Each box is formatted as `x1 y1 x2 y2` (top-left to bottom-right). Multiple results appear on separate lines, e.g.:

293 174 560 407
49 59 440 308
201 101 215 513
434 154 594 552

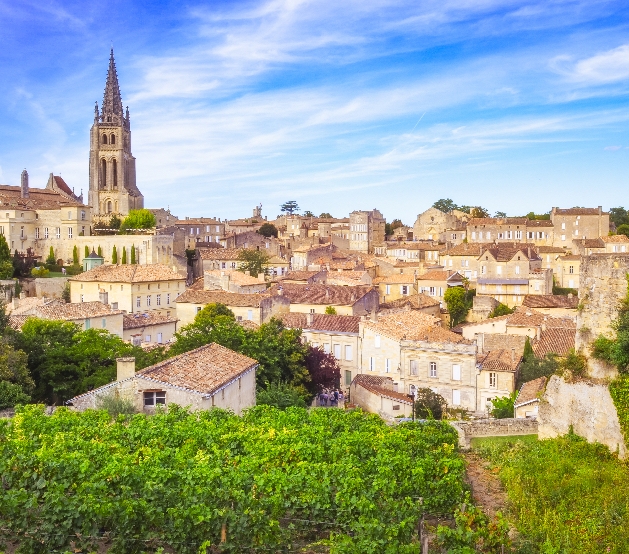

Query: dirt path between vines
463 452 508 518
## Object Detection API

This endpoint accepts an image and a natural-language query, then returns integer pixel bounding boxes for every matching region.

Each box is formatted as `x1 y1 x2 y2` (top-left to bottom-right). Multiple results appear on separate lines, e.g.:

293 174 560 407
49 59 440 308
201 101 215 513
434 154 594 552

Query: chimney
116 357 135 381
511 348 516 367
372 310 378 322
20 169 29 198
258 272 265 282
307 312 314 326
99 288 109 305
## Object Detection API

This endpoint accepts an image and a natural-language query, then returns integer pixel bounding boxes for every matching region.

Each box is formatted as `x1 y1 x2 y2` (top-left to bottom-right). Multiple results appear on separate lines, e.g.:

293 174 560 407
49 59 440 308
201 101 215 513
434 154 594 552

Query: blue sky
1 0 629 223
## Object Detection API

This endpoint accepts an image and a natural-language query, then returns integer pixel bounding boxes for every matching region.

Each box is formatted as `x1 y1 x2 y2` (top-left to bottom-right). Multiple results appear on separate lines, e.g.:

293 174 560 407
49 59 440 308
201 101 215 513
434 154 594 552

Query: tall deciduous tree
280 201 299 215
0 235 14 278
432 199 458 213
443 287 471 327
120 209 157 233
304 346 341 393
237 249 270 277
257 223 278 238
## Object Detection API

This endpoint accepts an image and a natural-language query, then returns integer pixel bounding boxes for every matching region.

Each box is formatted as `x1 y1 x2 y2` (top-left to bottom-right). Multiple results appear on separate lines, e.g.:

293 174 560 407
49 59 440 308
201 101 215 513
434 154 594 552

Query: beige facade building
350 374 413 420
359 311 477 411
204 270 267 294
349 210 385 253
175 218 225 248
269 283 379 316
417 270 464 304
412 207 462 241
70 264 185 317
476 349 519 414
550 207 609 248
374 273 417 303
68 344 257 415
123 312 179 346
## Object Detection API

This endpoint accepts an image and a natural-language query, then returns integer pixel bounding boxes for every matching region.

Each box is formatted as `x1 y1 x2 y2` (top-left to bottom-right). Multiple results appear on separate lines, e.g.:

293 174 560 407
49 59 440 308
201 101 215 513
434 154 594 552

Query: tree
46 246 56 266
489 303 515 318
0 381 30 409
121 247 127 265
325 306 337 315
120 209 157 233
0 235 14 278
237 249 270 277
61 282 71 303
414 388 447 419
111 246 118 264
0 343 34 397
304 345 341 394
490 392 516 418
609 207 629 228
444 287 471 327
385 219 405 236
257 223 278 238
85 245 90 259
518 353 558 386
494 211 507 218
97 246 102 257
280 201 300 215
108 215 122 230
130 244 136 264
256 381 308 409
617 224 629 238
72 245 79 265
319 212 333 219
303 210 314 217
432 199 458 213
469 206 490 218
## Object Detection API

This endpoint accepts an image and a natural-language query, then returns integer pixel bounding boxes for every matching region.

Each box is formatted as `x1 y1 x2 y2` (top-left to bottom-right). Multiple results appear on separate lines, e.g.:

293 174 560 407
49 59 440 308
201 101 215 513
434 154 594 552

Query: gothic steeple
101 48 124 124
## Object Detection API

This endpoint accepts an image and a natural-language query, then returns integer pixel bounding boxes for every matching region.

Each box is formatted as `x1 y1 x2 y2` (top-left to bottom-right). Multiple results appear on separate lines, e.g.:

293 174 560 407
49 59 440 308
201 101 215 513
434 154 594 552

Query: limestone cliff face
576 254 629 378
539 375 626 459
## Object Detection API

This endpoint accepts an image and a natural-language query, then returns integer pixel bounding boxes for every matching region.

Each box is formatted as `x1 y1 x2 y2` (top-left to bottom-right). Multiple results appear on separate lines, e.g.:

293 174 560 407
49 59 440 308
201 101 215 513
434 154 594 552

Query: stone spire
101 48 124 123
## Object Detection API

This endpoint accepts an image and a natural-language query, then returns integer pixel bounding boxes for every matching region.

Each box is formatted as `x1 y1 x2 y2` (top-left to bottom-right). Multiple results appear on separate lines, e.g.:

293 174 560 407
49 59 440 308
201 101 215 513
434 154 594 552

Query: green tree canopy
84 245 90 259
414 388 447 420
432 199 458 213
490 392 517 418
120 209 157 233
280 201 299 215
111 246 118 264
617 224 629 238
489 303 515 318
610 207 629 228
121 247 127 264
319 212 333 218
72 245 79 265
324 306 337 315
130 244 136 264
444 286 471 327
257 223 278 238
495 211 507 218
256 382 308 409
237 249 270 277
0 235 13 278
46 246 56 266
303 210 314 217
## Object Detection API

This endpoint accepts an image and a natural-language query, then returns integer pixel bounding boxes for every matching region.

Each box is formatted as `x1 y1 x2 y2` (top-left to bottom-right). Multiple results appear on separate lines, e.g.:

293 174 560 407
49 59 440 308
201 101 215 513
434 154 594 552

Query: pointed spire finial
101 48 123 121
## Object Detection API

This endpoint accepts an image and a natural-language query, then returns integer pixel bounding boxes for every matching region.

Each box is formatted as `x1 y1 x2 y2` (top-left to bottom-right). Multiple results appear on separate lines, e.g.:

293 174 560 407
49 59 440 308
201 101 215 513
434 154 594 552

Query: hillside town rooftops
269 283 374 306
71 264 184 283
123 312 179 330
521 295 578 309
175 289 269 307
280 313 361 334
515 376 548 408
362 311 466 344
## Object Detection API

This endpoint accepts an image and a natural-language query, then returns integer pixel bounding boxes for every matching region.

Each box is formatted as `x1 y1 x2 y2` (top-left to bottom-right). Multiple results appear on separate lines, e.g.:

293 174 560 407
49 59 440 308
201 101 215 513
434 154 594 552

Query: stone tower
89 49 143 222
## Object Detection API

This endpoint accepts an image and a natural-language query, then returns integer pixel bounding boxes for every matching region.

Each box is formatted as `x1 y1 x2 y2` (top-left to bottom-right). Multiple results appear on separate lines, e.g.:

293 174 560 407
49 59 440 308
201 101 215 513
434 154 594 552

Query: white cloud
553 44 629 84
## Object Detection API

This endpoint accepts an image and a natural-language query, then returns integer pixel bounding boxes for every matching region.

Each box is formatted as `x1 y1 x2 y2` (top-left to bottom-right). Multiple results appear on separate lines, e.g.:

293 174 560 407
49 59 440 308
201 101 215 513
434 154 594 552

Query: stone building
122 312 179 346
412 207 461 242
89 49 144 221
349 210 385 253
67 344 257 414
350 374 413 420
550 207 609 248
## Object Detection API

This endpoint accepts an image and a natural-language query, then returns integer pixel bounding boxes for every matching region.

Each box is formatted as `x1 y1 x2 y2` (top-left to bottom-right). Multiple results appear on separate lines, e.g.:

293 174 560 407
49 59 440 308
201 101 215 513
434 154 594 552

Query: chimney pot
116 357 135 381
306 312 314 326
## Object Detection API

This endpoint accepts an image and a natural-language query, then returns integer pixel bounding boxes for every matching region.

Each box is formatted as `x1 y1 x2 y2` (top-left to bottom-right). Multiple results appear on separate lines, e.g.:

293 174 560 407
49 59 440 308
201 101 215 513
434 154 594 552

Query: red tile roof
478 349 520 372
363 311 466 343
554 207 605 215
379 293 440 311
522 295 578 309
269 283 374 306
352 374 412 405
532 328 576 358
515 376 547 407
175 289 269 307
71 264 184 283
280 312 360 333
123 312 179 329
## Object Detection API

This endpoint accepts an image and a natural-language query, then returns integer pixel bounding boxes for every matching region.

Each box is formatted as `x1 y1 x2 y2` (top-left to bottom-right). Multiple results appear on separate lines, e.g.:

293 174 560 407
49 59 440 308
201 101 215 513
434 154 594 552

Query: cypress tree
112 246 118 265
72 246 79 265
130 244 136 264
46 246 56 265
121 247 127 265
85 245 90 259
0 235 11 263
97 246 102 257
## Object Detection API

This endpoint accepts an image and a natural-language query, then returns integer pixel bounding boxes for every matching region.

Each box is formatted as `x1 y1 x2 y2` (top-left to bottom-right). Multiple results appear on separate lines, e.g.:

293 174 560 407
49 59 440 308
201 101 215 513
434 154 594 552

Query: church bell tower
89 49 144 221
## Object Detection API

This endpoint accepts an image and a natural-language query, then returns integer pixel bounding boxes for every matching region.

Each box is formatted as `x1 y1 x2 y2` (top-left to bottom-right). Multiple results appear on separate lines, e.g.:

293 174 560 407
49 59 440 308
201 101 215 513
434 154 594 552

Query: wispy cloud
552 44 629 84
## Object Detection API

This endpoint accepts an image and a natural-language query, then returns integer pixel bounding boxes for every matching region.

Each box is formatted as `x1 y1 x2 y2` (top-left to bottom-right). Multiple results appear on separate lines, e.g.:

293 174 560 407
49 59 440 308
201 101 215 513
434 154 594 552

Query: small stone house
67 343 258 415
378 293 441 318
123 312 179 346
514 376 547 419
521 294 578 319
204 270 267 294
350 374 413 420
374 273 417 303
417 270 463 304
476 349 520 414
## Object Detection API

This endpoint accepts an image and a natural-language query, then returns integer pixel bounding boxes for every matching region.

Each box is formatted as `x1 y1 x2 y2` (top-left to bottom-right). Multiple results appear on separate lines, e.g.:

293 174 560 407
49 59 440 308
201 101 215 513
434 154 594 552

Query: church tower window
112 159 118 188
101 159 107 188
110 134 115 145
102 134 108 144
107 201 112 213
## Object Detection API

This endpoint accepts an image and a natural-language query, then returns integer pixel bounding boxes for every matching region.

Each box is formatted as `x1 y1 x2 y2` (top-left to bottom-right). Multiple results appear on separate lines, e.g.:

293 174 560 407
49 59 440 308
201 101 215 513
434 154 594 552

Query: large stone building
349 210 385 253
89 49 144 222
412 207 463 242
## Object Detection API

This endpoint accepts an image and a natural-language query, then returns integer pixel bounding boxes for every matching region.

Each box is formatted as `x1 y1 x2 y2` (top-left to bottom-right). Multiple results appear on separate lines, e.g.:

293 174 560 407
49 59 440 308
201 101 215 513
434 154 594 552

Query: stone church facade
89 49 144 223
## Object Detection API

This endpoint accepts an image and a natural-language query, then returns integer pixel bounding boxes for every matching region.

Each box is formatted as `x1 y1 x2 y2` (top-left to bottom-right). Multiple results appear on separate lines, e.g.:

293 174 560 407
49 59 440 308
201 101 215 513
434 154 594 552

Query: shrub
65 264 83 276
256 382 308 409
559 348 588 378
0 381 30 409
31 266 50 278
490 392 516 418
414 387 447 420
96 393 136 418
324 305 337 315
489 303 515 318
45 246 56 266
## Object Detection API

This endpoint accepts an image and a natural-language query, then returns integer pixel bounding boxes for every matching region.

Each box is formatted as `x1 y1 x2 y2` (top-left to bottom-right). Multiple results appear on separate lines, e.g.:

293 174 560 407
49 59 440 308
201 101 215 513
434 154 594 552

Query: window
145 335 151 343
385 359 391 372
496 266 502 275
561 234 566 241
568 279 574 288
515 265 520 275
333 344 341 358
369 357 375 371
190 228 194 235
68 211 72 219
196 306 202 313
452 364 461 380
489 372 497 388
80 294 84 302
515 285 521 294
481 265 486 274
81 211 86 220
516 231 522 239
410 359 418 375
68 227 73 239
136 296 141 308
20 226 24 238
144 391 166 406
56 228 60 239
429 286 436 296
85 319 91 330
574 229 579 236
310 308 315 314
452 390 461 406
569 265 574 274
35 228 39 239
562 222 566 229
146 295 151 306
386 285 391 295
374 334 381 348
102 134 108 144
486 232 491 239
323 343 330 354
101 318 106 329
401 285 409 295
247 309 253 320
471 232 476 239
345 370 352 386
429 362 437 377
166 294 170 304
345 345 353 361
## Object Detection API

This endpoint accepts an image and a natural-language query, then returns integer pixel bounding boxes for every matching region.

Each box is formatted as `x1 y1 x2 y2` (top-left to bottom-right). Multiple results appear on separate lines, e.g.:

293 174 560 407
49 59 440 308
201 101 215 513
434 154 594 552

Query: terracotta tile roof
537 246 567 253
505 308 547 327
173 218 221 225
237 320 259 330
443 243 487 256
522 295 578 309
558 255 581 261
468 217 529 226
478 349 520 372
71 264 184 283
268 283 374 306
198 248 244 260
515 376 547 407
480 244 540 262
8 315 31 330
601 235 629 243
280 270 325 281
0 185 83 210
576 238 604 248
175 289 268 307
417 270 462 282
36 301 123 320
279 312 360 334
526 219 554 227
123 312 179 330
205 270 264 286
375 274 417 284
554 207 605 215
188 277 205 290
379 293 440 310
52 176 75 197
352 374 412 404
363 311 467 343
326 273 368 286
532 328 576 358
6 297 49 315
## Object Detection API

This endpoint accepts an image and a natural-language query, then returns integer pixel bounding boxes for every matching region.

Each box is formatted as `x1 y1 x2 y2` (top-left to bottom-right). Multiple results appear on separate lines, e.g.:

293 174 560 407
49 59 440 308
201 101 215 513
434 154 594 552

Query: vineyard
0 405 467 553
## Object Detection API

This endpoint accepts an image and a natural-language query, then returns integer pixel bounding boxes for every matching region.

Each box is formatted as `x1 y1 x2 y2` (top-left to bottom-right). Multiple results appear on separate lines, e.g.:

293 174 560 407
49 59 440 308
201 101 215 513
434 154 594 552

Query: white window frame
429 362 437 377
452 364 461 381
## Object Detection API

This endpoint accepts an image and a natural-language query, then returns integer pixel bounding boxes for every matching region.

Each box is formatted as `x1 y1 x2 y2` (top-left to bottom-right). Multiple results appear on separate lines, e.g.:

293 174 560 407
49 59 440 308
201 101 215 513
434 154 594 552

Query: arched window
101 159 107 188
112 159 118 188
102 134 108 144
110 134 115 145
115 201 118 212
107 201 112 213
107 116 112 122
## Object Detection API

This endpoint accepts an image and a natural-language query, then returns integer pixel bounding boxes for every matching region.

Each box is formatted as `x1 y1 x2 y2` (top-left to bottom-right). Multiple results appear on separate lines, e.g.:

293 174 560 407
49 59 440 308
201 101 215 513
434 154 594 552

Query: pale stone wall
469 295 499 322
476 369 516 414
413 207 460 241
539 375 626 458
71 312 124 337
452 418 539 449
550 209 609 248
576 254 629 378
460 318 508 341
123 320 178 345
34 277 68 298
349 382 413 420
